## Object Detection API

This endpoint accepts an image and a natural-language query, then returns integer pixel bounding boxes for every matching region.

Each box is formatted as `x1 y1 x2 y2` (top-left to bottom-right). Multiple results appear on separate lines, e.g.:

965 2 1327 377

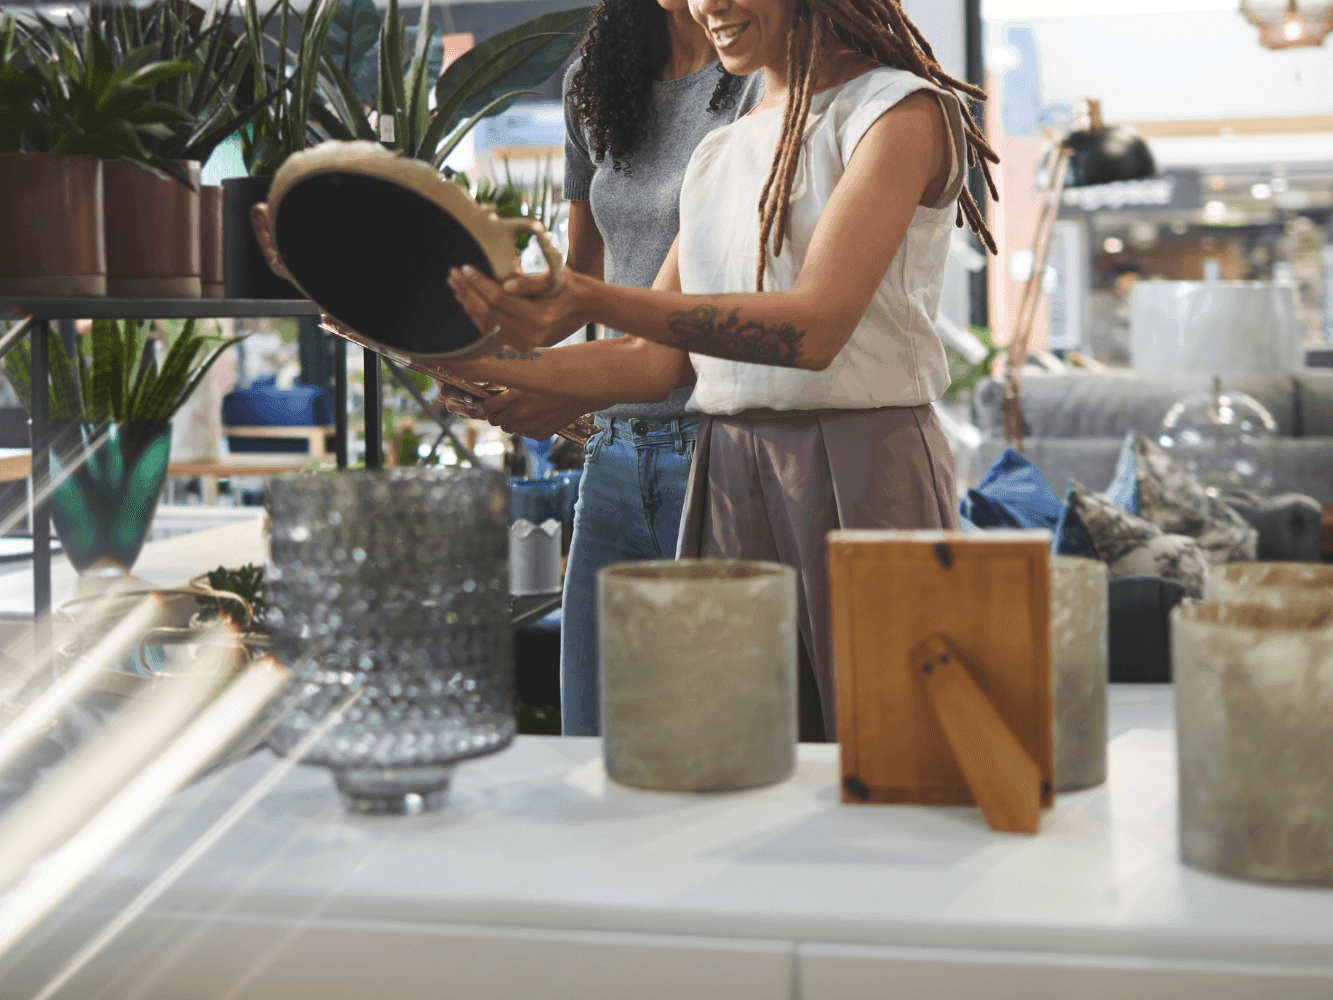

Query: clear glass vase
1172 601 1333 885
598 559 798 792
1206 562 1333 609
265 468 514 814
1051 555 1109 792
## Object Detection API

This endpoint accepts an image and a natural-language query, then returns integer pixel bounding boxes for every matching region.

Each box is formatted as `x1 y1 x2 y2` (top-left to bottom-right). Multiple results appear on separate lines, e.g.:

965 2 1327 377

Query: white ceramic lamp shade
598 560 798 793
1172 601 1333 885
1130 281 1300 378
1051 556 1109 792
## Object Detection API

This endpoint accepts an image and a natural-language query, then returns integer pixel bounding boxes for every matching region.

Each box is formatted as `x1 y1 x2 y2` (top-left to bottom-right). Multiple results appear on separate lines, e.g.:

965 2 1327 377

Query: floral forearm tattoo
664 304 805 367
494 346 541 361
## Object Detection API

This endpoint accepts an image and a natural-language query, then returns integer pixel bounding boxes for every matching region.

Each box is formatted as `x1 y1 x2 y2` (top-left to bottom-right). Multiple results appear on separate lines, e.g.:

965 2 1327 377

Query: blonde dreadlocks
754 0 1000 290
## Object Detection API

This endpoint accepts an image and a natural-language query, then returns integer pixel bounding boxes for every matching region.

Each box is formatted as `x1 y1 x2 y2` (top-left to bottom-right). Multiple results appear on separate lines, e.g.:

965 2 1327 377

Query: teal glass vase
49 422 172 575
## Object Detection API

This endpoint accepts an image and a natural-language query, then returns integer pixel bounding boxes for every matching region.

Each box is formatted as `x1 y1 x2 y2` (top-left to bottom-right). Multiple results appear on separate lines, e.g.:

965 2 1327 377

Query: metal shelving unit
0 297 380 621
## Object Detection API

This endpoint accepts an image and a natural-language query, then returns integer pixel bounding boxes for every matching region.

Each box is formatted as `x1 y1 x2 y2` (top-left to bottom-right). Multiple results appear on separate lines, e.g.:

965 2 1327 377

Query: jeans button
631 420 649 437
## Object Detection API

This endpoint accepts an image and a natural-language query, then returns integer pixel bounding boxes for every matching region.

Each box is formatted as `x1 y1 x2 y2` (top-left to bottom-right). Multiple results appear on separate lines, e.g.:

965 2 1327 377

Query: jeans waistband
593 415 698 454
594 415 699 437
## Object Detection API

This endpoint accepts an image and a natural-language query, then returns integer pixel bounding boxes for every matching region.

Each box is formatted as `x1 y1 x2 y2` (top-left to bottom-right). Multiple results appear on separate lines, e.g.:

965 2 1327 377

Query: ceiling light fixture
1241 0 1333 49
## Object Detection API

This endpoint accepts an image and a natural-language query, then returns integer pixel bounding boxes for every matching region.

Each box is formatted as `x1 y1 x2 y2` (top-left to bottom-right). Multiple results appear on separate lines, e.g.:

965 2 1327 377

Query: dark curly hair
568 0 743 172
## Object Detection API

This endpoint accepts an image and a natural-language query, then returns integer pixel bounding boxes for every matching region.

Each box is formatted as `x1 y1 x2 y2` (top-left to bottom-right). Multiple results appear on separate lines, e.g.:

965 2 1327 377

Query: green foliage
325 0 380 107
92 0 289 167
241 0 341 175
314 2 589 170
942 325 1002 404
196 563 266 627
6 13 197 184
474 156 555 252
2 320 244 424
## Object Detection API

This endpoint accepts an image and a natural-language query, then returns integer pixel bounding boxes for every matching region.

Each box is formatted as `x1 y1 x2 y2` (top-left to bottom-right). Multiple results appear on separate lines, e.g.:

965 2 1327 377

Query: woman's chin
717 52 762 77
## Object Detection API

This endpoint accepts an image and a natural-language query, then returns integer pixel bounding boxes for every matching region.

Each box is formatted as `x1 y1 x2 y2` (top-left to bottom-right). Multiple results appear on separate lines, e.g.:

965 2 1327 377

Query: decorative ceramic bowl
249 140 562 367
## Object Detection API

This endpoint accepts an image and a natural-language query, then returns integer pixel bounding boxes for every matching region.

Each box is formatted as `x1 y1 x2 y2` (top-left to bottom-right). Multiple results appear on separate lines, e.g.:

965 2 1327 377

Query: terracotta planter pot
0 152 106 297
103 159 202 298
224 174 298 299
200 185 226 298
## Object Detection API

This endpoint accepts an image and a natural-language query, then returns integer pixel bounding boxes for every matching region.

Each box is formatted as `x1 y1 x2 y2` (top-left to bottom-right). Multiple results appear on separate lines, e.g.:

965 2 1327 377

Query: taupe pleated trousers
677 404 958 741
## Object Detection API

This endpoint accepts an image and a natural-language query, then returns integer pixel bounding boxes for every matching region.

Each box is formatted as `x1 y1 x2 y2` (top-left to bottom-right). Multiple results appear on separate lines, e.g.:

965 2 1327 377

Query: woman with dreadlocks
442 0 1000 740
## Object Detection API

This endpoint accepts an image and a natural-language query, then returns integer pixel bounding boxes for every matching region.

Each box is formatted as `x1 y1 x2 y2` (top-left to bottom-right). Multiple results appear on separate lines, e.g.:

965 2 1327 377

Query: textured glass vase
1173 601 1333 885
49 422 172 575
265 468 514 814
1051 555 1109 792
1206 562 1333 609
599 560 797 792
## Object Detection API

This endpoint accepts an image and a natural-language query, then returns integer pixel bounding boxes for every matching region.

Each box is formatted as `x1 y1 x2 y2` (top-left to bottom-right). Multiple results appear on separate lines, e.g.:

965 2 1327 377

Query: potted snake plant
4 320 242 576
0 14 194 297
86 1 289 298
223 0 341 298
313 0 588 174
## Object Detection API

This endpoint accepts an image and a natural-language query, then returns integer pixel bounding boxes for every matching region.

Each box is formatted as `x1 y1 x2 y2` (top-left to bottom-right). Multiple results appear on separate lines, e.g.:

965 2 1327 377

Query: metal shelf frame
0 297 380 621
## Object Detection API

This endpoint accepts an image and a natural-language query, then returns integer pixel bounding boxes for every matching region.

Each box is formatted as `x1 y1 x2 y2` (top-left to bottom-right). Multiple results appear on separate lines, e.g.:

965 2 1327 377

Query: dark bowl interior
274 172 495 355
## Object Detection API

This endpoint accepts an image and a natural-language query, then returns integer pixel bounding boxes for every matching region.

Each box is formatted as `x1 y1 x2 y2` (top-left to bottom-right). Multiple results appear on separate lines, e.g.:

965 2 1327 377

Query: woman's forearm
446 266 861 372
433 335 692 406
581 275 853 372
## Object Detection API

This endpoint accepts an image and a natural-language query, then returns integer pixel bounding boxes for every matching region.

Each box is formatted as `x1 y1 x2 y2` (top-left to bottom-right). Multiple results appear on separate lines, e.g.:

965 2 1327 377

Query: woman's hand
435 382 487 421
478 389 592 441
447 265 591 351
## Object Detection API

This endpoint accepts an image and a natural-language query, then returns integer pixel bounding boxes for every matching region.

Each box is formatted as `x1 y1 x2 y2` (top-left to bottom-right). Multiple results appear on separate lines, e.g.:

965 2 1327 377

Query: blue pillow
1103 432 1140 515
961 447 1063 531
1053 482 1098 558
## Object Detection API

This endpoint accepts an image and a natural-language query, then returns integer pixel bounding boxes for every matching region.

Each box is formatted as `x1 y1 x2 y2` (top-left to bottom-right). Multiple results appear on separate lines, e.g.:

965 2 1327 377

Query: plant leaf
435 10 588 125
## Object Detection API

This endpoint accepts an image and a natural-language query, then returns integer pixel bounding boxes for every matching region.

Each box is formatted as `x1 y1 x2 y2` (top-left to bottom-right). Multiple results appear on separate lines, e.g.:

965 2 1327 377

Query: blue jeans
560 415 697 736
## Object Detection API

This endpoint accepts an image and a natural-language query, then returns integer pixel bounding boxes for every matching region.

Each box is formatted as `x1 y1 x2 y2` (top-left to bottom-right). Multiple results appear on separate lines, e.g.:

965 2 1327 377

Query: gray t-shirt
563 61 763 421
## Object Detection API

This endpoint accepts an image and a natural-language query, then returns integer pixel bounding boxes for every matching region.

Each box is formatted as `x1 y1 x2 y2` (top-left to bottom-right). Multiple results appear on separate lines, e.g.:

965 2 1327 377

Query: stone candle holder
1051 555 1109 792
1172 601 1333 885
599 560 797 793
1206 562 1333 609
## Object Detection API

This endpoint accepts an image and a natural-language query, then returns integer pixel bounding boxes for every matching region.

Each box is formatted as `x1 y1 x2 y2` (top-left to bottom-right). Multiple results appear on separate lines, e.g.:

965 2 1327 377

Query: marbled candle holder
1173 601 1333 885
265 468 515 815
1051 555 1109 792
1206 562 1333 610
599 560 797 793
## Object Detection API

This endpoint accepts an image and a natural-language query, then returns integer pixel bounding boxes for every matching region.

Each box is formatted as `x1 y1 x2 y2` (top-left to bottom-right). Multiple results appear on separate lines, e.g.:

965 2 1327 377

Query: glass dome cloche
1158 376 1278 494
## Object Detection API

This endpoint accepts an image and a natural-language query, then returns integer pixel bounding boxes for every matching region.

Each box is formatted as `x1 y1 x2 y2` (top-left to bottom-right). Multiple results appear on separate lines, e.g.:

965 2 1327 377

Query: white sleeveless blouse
678 66 966 415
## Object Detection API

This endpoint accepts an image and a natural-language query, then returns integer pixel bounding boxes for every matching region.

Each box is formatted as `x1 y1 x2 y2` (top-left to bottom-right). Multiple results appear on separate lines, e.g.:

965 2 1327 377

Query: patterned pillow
1064 481 1209 598
1103 432 1257 565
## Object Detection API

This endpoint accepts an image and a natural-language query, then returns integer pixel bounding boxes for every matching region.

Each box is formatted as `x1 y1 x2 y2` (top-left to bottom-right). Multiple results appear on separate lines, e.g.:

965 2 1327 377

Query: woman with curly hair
460 0 762 738
443 0 999 741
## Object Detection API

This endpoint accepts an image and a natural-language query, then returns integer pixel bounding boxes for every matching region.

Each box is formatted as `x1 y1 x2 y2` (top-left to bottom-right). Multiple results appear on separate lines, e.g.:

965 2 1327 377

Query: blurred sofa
974 370 1333 506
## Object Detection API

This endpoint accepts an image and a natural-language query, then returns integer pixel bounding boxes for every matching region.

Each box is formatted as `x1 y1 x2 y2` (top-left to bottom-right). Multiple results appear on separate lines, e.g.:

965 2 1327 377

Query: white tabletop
5 686 1332 1000
0 511 266 619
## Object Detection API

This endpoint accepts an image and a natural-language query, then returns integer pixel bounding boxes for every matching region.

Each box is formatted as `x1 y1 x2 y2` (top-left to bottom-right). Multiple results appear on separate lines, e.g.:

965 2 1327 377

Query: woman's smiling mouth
710 20 750 47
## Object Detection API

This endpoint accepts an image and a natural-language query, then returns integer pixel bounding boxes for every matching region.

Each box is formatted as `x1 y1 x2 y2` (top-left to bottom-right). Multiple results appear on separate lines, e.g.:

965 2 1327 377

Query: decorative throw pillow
1061 481 1208 598
1103 432 1258 565
961 447 1064 531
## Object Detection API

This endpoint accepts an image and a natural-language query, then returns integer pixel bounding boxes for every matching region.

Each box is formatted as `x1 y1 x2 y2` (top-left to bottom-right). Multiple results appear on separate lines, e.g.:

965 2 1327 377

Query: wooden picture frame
828 530 1055 833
